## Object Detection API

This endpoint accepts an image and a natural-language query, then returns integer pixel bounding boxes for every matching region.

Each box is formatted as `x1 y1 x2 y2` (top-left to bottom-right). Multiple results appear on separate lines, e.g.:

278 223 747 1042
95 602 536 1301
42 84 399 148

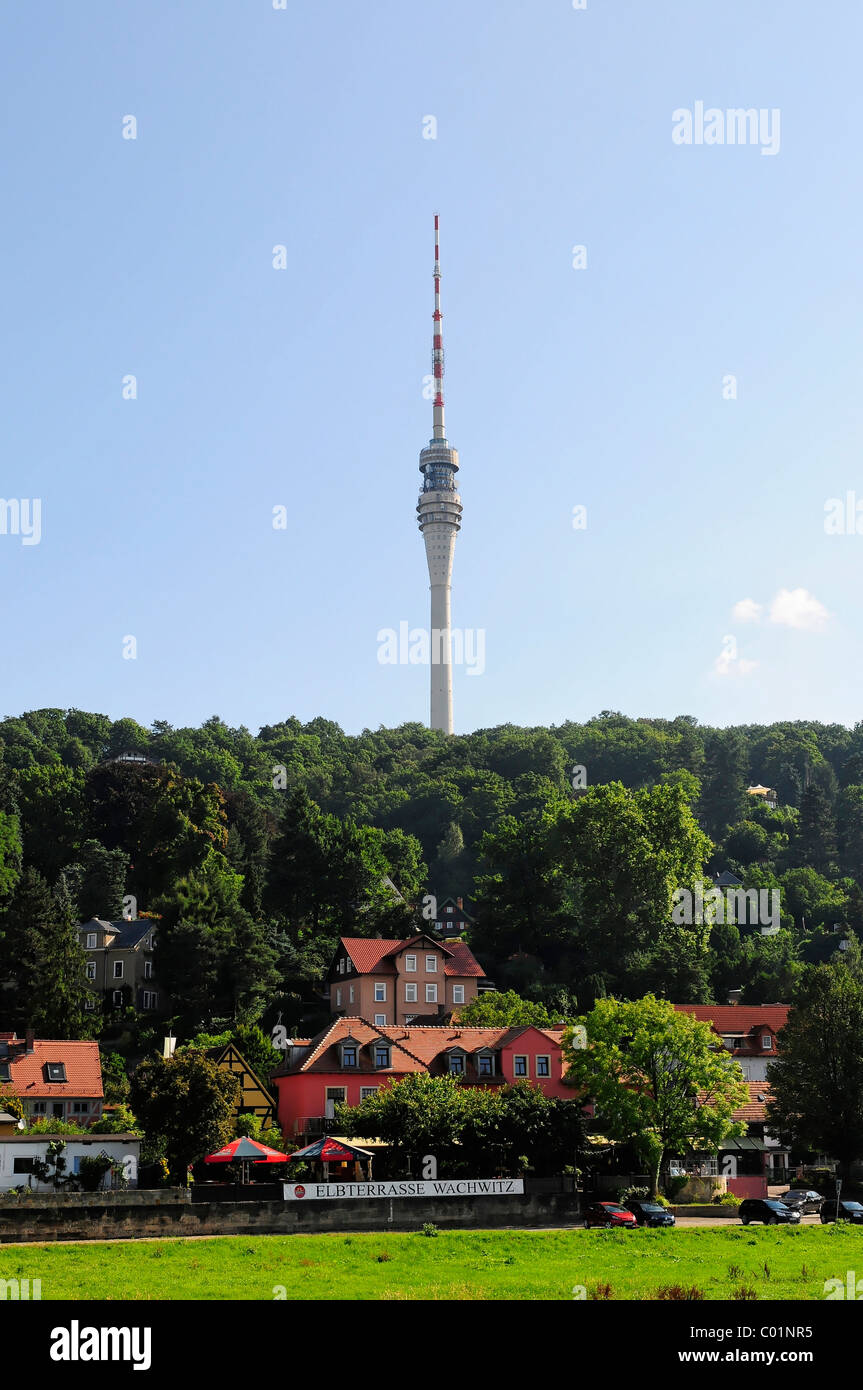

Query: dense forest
0 708 860 1042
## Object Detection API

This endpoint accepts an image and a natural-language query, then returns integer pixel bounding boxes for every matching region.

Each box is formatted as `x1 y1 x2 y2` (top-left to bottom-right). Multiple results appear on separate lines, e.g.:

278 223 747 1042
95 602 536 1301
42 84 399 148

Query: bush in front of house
77 1155 113 1192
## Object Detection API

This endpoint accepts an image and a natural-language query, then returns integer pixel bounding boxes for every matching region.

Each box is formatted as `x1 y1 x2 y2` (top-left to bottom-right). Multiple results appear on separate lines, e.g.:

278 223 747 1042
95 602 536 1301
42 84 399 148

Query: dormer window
86 933 97 948
476 1053 494 1077
341 1043 358 1068
46 1063 67 1083
448 1051 465 1076
0 1061 9 1083
762 1034 773 1050
373 1044 391 1069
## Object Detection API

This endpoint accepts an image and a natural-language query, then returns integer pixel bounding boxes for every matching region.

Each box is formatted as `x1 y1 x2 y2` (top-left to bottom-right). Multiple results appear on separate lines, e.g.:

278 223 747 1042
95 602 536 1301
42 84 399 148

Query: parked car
739 1198 801 1226
820 1199 863 1225
779 1189 823 1214
584 1202 637 1229
625 1199 676 1227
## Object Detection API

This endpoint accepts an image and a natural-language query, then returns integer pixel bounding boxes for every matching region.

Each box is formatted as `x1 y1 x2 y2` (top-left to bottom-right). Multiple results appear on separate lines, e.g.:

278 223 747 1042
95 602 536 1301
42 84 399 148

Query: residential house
327 934 486 1026
430 895 475 940
209 1041 276 1130
78 917 165 1016
673 1002 791 1196
0 1032 104 1127
747 784 778 809
273 1016 571 1143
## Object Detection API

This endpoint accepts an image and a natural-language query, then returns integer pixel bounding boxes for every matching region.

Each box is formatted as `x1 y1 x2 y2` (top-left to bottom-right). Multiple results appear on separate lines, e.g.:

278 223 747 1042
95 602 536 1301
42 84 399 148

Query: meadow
1 1224 861 1300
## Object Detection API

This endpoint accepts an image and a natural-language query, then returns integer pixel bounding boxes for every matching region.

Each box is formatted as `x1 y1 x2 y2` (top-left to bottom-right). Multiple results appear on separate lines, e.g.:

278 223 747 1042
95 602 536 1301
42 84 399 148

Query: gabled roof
80 919 154 949
674 1004 789 1043
338 937 485 979
272 1017 563 1079
3 1039 103 1099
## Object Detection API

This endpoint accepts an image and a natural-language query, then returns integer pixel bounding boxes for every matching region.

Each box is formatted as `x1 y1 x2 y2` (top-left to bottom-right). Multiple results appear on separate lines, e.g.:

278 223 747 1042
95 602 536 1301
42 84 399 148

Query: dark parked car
820 1199 863 1225
739 1198 801 1226
780 1189 824 1215
584 1202 637 1229
625 1199 676 1227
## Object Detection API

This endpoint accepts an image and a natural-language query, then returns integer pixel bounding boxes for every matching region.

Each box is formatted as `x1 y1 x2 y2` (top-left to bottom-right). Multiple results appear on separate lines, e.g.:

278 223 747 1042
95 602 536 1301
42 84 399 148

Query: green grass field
1 1225 861 1300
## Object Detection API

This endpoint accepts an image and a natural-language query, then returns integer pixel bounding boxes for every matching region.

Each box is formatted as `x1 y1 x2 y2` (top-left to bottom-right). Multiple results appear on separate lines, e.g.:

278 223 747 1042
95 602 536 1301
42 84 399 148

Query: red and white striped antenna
432 213 445 440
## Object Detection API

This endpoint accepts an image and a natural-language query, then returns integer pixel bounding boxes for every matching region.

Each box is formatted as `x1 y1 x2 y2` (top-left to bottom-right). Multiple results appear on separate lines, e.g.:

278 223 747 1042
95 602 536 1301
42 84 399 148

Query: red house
272 1017 572 1144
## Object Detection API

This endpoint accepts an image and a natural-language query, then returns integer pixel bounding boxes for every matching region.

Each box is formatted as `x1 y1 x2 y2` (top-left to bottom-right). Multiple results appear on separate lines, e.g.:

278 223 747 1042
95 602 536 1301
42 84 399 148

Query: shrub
712 1192 741 1207
77 1155 113 1192
664 1175 688 1201
420 1223 439 1237
617 1184 649 1205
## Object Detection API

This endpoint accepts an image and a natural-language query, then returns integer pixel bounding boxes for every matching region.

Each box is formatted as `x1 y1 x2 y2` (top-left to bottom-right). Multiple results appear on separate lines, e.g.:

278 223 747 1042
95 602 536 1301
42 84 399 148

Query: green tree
794 785 838 877
30 876 96 1038
64 840 129 921
457 990 557 1027
129 1050 240 1171
99 1050 130 1103
767 963 863 1178
562 995 748 1195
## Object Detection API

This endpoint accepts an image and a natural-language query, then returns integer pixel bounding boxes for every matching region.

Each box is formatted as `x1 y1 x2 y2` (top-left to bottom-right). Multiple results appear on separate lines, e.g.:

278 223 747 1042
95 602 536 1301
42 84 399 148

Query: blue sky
1 0 861 736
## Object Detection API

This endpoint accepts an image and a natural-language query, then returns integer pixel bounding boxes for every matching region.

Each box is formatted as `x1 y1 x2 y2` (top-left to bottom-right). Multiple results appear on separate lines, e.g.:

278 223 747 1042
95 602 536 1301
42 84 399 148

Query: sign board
283 1178 524 1202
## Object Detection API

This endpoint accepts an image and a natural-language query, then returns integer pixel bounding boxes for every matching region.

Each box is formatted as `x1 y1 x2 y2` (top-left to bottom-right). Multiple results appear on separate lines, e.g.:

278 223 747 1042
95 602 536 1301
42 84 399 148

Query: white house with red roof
326 934 487 1026
673 1001 791 1196
0 1031 104 1126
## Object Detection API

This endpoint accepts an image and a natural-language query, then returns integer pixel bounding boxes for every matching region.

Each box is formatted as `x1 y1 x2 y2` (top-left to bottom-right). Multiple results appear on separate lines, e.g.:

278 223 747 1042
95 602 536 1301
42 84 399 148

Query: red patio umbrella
204 1135 288 1183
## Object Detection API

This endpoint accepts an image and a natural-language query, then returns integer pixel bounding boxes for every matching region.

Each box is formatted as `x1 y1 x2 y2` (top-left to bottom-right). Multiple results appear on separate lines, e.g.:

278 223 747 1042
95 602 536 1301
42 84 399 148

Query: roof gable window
45 1062 67 1083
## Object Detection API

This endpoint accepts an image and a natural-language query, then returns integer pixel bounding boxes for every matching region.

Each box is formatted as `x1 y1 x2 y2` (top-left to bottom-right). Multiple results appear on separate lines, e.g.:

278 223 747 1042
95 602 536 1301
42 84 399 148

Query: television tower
417 214 462 734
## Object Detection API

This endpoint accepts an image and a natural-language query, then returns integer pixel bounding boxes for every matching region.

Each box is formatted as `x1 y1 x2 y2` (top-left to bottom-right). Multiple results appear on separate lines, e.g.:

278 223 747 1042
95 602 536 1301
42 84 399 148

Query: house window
514 1056 528 1077
13 1158 35 1174
71 1101 88 1114
374 983 386 1002
0 1062 9 1083
374 1014 387 1026
335 987 343 1008
762 1035 773 1050
349 985 355 1003
360 1086 379 1101
425 984 438 1004
425 955 438 973
31 1102 46 1115
144 960 153 980
112 990 123 1006
45 1063 67 1083
85 998 97 1011
341 1045 358 1068
405 954 417 972
477 1054 493 1076
374 1046 391 1069
113 961 124 979
452 985 465 1005
86 933 97 948
86 962 96 981
448 1053 465 1075
405 984 417 1003
536 1055 550 1078
142 992 158 1010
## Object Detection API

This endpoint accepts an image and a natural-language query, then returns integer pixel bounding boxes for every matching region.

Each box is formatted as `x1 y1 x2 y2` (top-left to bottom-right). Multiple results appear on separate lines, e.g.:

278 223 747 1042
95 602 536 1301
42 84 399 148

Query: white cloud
713 651 758 678
732 598 762 623
768 588 830 631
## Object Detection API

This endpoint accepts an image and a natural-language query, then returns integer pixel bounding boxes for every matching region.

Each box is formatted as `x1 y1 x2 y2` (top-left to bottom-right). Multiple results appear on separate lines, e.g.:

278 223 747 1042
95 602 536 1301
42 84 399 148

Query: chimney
456 896 463 909
727 989 743 1006
24 1028 35 1054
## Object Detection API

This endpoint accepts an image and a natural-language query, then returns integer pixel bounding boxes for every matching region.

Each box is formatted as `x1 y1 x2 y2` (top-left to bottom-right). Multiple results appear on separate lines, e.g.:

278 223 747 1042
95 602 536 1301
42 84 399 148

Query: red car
584 1202 638 1229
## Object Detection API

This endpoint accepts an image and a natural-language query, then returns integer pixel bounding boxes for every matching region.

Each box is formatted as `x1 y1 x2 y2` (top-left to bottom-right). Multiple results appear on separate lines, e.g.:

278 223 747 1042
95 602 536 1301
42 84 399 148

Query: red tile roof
675 1004 789 1042
340 937 485 978
272 1017 559 1078
4 1039 103 1099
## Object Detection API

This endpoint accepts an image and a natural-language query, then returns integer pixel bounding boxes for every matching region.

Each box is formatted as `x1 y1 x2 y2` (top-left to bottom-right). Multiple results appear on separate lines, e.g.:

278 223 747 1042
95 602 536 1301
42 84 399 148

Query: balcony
293 1116 341 1138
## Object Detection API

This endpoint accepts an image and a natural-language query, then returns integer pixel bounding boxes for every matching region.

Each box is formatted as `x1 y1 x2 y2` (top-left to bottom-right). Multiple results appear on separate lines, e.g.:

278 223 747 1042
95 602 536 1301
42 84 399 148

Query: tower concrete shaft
417 214 462 735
